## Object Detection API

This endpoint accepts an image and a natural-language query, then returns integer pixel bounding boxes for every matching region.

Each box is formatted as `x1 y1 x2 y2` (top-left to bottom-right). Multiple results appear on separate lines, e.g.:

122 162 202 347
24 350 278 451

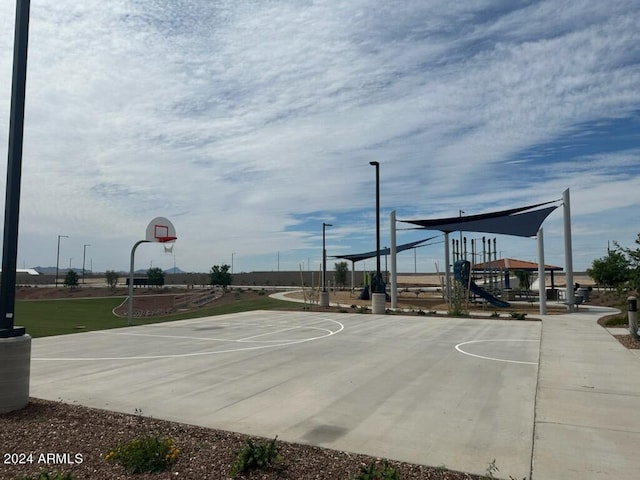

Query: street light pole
322 222 332 292
55 234 68 287
459 210 464 261
231 252 236 274
82 244 90 284
369 161 381 292
319 222 333 307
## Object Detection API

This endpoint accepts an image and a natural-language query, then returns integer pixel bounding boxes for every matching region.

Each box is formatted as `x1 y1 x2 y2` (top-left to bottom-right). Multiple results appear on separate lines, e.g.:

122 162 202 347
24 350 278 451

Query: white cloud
0 0 638 273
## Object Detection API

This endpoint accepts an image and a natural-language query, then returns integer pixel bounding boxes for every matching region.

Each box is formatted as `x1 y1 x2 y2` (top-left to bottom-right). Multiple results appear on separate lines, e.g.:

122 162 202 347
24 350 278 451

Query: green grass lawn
16 295 300 338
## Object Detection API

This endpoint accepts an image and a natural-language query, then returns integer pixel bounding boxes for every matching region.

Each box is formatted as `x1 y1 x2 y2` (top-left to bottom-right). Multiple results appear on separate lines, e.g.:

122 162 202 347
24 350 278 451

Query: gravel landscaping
1 399 481 480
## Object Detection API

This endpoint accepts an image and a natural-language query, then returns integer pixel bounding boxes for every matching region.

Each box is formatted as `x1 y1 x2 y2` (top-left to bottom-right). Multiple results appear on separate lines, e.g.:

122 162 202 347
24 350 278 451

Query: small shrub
18 473 75 480
417 309 426 316
105 436 179 474
605 315 628 326
230 436 282 478
490 311 500 318
481 459 499 479
351 461 401 480
258 289 266 296
510 312 527 320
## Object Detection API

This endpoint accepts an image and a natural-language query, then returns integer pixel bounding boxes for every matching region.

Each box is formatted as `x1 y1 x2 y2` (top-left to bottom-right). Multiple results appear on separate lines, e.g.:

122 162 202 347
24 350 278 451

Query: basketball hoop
157 236 177 243
157 236 177 254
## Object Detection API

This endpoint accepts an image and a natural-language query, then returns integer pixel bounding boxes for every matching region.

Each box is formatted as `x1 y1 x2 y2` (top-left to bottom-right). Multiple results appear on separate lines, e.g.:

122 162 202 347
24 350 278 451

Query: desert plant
510 312 527 320
448 306 467 316
105 436 179 474
18 473 75 480
230 436 282 478
481 459 499 479
350 461 401 480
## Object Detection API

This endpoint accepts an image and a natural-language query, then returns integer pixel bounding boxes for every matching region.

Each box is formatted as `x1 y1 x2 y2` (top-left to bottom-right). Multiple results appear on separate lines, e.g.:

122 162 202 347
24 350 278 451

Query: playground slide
468 280 511 308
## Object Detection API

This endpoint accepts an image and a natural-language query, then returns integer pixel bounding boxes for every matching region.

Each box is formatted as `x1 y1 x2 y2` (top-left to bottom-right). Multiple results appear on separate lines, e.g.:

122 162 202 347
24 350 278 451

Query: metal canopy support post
128 240 150 326
538 228 547 315
390 210 397 309
563 188 575 311
444 232 451 307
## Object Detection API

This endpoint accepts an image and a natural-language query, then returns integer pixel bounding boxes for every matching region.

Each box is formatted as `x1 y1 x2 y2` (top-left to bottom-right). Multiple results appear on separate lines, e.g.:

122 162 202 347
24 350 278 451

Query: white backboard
145 217 177 243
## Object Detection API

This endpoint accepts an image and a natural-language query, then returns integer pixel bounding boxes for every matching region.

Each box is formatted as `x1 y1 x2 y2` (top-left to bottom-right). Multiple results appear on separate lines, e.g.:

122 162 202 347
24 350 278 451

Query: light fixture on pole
82 244 90 284
55 234 68 287
369 161 386 315
369 161 381 293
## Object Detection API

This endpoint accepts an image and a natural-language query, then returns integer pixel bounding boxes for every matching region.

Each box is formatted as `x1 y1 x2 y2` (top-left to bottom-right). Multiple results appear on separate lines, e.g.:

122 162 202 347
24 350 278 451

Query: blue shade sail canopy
401 201 559 238
333 236 438 263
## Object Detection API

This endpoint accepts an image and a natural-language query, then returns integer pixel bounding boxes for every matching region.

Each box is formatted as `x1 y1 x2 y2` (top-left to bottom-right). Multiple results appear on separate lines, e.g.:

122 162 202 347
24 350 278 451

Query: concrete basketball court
30 310 540 478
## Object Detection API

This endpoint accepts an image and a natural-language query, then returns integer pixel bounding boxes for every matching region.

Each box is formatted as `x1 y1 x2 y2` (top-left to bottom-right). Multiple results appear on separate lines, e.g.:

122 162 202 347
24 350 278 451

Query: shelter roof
472 258 563 272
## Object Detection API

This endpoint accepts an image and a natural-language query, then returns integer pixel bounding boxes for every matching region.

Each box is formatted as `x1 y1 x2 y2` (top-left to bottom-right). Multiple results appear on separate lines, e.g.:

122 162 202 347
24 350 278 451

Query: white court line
237 326 301 341
32 318 344 361
455 339 538 365
95 326 333 344
95 331 233 342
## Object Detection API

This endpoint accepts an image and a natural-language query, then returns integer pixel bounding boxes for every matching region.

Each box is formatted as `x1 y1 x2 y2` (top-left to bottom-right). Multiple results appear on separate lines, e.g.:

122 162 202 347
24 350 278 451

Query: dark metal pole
55 234 67 287
369 161 380 292
322 222 332 292
0 0 31 337
82 244 90 284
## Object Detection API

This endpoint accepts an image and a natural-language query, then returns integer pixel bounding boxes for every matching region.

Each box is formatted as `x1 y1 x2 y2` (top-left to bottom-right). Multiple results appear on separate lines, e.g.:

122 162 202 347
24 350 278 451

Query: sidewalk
273 292 640 478
533 306 640 479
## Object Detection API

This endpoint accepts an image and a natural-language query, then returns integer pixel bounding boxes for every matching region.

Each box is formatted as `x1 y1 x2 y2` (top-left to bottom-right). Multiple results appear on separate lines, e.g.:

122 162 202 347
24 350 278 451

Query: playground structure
453 259 510 308
388 190 576 315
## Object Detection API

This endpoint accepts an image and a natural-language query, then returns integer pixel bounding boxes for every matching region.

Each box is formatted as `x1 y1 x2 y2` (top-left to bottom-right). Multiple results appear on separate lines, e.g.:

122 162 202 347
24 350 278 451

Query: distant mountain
164 267 185 274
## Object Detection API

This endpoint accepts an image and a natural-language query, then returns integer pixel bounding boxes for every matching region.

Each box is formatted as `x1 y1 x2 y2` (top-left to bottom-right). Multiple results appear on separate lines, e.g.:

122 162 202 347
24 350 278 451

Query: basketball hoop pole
128 240 150 327
129 218 177 326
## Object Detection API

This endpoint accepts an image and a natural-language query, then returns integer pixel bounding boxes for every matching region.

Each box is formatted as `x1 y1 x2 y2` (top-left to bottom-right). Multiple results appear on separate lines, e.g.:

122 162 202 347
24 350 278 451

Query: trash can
546 288 558 301
578 287 590 302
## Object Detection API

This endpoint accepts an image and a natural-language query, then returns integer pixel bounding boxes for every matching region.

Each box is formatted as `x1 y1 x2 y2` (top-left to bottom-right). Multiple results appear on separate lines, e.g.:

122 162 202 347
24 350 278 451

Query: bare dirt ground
286 288 568 317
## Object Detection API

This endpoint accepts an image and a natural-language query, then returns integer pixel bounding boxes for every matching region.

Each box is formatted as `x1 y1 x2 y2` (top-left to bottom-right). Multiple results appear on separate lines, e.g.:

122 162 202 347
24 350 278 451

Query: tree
210 264 232 290
587 250 630 291
105 270 119 290
64 270 79 289
616 234 640 291
514 270 531 290
334 261 349 290
147 267 165 287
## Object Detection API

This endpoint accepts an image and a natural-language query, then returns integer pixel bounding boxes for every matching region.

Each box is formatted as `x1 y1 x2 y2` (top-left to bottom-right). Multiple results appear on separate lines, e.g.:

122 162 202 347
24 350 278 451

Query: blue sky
0 0 639 274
